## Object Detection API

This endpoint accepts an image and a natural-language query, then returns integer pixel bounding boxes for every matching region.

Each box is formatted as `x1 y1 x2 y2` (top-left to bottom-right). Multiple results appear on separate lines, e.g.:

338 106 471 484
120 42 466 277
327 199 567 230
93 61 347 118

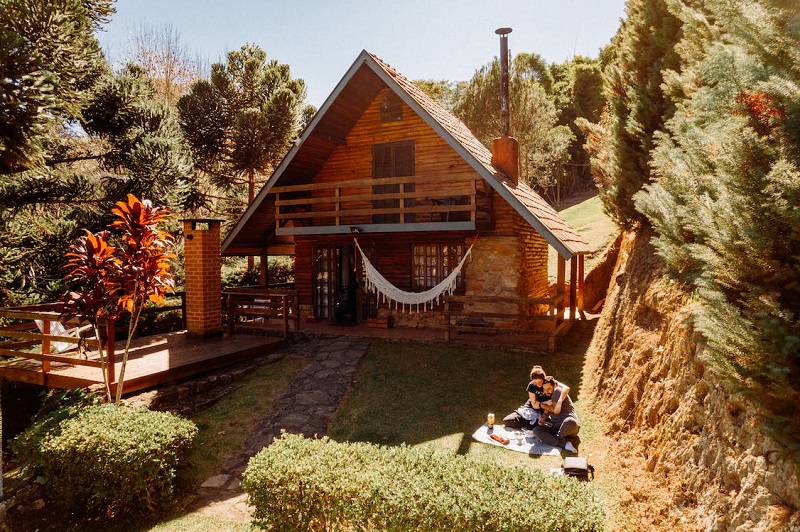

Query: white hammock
354 238 475 313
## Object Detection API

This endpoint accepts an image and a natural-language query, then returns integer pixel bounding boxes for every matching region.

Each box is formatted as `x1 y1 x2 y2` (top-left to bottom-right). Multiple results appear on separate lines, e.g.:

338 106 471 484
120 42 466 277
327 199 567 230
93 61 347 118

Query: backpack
562 456 595 481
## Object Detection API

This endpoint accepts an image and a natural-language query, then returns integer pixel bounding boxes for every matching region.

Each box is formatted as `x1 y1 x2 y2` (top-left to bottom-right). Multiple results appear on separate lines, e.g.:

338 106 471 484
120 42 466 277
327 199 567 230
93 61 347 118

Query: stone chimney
491 27 520 187
183 219 223 337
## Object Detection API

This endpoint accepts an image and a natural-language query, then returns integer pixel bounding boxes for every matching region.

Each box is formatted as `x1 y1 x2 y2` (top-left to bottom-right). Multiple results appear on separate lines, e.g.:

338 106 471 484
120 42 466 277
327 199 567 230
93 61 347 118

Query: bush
12 404 198 517
242 432 604 531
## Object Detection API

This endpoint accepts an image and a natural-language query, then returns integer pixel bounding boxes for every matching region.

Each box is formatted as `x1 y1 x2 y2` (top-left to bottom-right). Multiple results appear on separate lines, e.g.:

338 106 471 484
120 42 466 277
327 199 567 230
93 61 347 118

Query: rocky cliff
585 229 800 531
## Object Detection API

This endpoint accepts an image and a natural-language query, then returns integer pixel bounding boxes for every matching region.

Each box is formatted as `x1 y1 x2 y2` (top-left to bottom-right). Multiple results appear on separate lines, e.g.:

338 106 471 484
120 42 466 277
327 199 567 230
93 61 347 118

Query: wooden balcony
272 172 490 235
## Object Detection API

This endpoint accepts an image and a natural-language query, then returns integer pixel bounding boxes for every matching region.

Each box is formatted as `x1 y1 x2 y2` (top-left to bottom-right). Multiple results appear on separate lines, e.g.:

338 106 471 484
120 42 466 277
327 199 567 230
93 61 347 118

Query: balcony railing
272 172 489 234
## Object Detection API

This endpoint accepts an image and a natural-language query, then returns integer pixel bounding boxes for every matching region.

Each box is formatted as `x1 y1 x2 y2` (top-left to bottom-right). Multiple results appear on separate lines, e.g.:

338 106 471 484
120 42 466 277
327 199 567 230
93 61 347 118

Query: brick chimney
491 27 520 187
183 219 223 337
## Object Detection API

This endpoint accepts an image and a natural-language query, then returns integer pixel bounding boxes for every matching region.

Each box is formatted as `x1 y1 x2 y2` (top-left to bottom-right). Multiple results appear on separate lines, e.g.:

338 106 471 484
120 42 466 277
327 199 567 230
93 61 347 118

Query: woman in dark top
502 365 570 429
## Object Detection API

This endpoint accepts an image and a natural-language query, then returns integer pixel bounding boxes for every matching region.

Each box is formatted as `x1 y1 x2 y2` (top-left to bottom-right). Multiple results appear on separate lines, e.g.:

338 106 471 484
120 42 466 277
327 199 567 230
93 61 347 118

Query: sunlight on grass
184 355 308 487
329 334 594 474
150 513 253 531
549 193 617 278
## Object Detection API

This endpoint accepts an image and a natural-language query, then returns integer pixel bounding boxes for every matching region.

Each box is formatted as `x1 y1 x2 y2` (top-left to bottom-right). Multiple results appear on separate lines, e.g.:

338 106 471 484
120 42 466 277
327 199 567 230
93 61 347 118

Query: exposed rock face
586 229 799 531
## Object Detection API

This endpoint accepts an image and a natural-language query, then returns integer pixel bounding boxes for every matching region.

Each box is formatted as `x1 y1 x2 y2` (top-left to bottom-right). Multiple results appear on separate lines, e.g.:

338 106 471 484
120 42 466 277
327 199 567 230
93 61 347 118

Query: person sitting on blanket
502 365 570 429
532 376 580 453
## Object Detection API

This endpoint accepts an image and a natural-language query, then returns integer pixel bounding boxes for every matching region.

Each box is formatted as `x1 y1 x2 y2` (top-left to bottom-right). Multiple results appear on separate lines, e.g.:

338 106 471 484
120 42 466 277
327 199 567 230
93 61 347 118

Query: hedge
242 432 605 531
12 403 197 517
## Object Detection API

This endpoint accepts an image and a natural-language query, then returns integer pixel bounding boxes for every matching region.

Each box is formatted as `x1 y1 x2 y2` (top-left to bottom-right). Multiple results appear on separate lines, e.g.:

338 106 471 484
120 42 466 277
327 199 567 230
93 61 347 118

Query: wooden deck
0 331 286 396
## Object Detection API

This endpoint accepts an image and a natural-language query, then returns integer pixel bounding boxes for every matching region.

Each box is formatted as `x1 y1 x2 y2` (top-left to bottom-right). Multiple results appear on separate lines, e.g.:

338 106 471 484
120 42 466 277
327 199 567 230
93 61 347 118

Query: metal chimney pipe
496 27 512 138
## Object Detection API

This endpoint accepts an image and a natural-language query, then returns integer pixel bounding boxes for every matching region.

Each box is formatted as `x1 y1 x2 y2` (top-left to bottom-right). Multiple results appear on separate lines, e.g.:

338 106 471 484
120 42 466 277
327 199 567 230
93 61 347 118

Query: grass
149 514 253 532
328 320 597 472
549 192 617 278
182 355 309 487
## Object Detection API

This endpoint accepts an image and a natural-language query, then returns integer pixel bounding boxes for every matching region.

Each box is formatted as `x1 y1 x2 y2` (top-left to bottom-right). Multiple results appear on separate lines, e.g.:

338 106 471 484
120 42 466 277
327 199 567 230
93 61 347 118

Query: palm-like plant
61 195 174 404
62 230 121 402
110 195 174 403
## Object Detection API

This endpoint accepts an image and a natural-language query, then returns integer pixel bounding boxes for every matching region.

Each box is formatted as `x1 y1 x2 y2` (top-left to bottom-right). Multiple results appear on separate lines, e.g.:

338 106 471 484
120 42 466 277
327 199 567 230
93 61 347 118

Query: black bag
562 456 594 481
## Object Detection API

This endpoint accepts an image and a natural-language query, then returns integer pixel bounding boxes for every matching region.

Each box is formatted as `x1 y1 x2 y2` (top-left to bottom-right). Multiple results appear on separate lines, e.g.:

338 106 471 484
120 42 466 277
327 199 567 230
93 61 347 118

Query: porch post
183 219 223 337
260 249 268 287
556 256 566 319
578 254 586 320
569 257 578 322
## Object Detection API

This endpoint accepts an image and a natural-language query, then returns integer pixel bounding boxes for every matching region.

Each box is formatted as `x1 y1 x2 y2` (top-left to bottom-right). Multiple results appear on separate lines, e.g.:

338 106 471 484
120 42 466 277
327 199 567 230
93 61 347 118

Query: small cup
487 412 495 429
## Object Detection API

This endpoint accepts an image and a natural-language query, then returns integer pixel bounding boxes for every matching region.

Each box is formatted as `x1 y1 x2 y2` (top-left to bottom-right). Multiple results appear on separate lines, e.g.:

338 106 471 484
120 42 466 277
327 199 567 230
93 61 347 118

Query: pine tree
582 0 682 226
635 0 800 450
0 0 113 171
455 54 573 199
177 44 309 219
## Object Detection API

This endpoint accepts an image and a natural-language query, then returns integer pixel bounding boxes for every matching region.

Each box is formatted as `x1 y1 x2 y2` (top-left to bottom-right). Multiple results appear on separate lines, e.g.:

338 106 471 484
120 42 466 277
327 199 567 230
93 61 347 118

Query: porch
0 303 287 396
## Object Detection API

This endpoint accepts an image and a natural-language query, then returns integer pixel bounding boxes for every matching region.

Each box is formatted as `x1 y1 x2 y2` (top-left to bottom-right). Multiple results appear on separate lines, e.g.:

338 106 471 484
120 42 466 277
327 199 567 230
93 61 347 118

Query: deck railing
272 173 488 231
223 289 300 339
0 293 187 384
443 294 568 351
0 304 113 383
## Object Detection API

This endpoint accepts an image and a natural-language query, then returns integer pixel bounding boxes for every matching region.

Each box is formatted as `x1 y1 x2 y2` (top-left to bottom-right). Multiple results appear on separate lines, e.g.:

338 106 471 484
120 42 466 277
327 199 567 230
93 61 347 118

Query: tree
0 0 113 172
121 21 206 105
580 0 682 226
552 56 605 200
413 79 467 111
633 0 800 451
177 43 309 220
62 195 174 404
82 63 198 211
455 55 573 202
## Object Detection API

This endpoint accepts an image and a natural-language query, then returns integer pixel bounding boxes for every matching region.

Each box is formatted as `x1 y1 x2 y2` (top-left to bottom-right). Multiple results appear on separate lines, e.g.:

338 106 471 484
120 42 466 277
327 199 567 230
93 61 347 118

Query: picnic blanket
472 423 562 456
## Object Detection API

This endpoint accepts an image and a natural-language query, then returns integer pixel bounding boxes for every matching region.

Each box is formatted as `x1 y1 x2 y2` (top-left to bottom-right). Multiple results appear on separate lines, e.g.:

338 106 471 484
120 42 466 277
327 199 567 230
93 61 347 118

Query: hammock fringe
355 238 475 314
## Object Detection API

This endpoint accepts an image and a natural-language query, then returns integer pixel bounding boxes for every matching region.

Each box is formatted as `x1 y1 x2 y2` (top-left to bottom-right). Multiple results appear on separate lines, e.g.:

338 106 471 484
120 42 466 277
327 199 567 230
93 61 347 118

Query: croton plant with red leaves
61 195 175 403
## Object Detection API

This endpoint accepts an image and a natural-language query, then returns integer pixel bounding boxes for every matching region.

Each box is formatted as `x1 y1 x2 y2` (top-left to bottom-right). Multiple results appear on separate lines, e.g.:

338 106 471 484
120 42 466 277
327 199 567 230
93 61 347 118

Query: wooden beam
578 254 586 320
569 258 577 322
557 256 566 319
277 221 475 236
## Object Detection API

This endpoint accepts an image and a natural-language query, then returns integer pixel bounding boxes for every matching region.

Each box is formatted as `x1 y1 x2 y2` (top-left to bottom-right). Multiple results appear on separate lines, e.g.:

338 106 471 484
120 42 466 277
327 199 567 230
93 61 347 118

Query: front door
313 246 358 325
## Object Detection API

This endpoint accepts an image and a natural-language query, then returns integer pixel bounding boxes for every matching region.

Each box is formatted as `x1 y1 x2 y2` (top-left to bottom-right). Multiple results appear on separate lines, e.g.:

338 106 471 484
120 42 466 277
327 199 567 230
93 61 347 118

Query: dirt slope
584 229 800 531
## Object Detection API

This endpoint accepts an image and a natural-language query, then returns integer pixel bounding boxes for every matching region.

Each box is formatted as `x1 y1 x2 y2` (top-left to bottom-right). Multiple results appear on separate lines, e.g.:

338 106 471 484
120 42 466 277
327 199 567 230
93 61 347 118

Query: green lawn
328 320 598 472
549 193 617 278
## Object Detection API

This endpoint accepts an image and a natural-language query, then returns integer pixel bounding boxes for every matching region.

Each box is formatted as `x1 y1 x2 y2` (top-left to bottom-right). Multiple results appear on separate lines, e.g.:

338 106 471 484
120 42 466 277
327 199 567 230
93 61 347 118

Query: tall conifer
583 0 682 226
635 0 800 449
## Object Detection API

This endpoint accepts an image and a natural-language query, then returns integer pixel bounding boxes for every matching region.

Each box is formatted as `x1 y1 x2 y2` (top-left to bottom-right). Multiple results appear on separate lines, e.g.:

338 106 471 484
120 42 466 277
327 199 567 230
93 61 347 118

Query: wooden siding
276 88 490 230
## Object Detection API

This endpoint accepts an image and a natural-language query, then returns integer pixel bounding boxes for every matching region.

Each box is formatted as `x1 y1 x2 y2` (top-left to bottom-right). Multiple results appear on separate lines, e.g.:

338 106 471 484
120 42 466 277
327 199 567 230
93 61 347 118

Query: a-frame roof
222 50 590 259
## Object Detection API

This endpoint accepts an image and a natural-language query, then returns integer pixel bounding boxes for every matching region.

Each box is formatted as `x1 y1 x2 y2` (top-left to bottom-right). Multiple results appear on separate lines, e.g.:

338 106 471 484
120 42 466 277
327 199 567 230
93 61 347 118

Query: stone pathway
187 336 371 522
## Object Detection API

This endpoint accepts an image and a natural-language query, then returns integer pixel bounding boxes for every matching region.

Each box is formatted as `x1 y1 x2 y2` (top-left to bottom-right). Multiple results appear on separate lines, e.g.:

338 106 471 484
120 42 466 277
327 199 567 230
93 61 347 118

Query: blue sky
97 0 628 107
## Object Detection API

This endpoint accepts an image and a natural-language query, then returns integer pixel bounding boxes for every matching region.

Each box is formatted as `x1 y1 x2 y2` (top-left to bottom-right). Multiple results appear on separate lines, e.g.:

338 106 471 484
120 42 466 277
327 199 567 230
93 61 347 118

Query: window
380 92 403 122
412 243 465 292
372 140 415 223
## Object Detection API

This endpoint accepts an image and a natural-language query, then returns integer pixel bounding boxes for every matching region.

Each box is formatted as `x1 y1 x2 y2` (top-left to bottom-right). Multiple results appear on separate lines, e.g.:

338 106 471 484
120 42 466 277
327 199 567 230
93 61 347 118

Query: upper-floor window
372 140 414 223
380 92 403 122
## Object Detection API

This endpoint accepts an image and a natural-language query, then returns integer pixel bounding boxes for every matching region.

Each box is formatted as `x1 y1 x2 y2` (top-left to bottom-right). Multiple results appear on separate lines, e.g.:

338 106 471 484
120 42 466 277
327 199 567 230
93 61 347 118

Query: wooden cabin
222 51 590 347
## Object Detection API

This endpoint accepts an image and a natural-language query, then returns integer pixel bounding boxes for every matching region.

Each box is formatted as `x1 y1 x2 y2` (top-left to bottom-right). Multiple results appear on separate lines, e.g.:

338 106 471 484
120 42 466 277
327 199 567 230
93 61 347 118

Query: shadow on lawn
328 318 598 458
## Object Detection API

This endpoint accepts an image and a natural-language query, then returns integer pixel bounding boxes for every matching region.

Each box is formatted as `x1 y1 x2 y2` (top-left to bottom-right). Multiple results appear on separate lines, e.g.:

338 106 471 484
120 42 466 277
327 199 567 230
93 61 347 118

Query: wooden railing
0 294 187 383
223 289 300 339
443 294 568 350
272 173 488 231
0 304 115 383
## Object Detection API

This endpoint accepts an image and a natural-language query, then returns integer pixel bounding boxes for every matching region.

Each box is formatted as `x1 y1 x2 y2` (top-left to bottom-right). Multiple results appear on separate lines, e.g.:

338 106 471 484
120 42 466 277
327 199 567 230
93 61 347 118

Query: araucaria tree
633 0 800 449
177 44 310 218
62 195 174 403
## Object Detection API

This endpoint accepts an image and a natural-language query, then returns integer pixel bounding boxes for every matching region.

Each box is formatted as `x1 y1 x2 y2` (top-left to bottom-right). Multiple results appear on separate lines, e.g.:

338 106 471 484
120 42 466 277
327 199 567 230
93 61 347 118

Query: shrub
12 404 197 517
242 432 604 531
